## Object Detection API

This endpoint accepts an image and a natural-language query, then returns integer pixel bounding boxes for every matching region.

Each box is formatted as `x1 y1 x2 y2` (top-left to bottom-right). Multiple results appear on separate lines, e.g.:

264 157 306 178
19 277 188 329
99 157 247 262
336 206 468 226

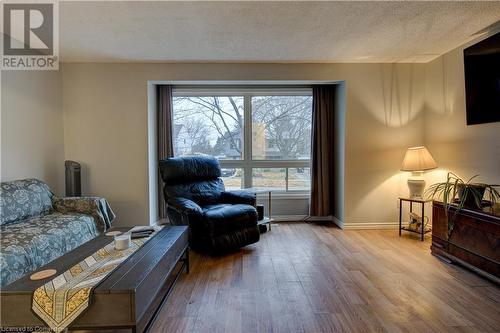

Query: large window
172 88 312 192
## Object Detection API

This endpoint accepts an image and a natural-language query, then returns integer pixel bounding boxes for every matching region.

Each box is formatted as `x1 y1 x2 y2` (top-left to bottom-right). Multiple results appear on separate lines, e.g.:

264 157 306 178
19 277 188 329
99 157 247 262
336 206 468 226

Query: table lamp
401 146 437 198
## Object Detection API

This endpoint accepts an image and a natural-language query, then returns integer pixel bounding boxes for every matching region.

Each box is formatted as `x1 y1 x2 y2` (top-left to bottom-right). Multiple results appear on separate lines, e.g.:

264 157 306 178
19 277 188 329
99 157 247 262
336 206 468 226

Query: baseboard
272 215 308 222
331 216 344 229
343 222 399 230
305 215 343 229
273 215 344 229
268 219 424 230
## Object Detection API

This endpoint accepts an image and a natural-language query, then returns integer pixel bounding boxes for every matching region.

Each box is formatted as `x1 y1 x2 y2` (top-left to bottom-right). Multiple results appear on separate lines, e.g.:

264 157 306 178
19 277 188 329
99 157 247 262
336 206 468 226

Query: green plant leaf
426 172 498 238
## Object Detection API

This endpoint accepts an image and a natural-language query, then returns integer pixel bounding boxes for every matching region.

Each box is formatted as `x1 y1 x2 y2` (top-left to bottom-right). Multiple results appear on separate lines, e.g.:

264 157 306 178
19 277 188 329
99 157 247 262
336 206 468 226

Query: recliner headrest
159 156 221 185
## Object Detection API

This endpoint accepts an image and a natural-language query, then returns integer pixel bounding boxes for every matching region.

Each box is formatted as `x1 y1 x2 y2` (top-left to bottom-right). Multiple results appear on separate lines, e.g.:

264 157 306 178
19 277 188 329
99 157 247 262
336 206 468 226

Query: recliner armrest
168 197 203 215
219 191 256 206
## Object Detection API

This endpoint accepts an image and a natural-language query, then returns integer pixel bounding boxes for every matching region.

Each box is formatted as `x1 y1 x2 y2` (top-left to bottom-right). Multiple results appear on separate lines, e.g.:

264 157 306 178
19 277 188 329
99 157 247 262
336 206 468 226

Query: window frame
172 86 312 193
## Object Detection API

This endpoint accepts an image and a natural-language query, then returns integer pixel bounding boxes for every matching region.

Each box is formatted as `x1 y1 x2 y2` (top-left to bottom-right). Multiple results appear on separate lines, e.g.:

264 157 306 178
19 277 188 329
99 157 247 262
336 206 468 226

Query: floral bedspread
0 213 100 287
0 179 116 287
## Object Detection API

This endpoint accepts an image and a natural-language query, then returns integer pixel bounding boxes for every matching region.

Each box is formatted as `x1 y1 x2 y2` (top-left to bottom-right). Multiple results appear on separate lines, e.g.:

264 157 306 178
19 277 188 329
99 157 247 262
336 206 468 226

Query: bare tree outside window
173 96 244 159
252 96 312 160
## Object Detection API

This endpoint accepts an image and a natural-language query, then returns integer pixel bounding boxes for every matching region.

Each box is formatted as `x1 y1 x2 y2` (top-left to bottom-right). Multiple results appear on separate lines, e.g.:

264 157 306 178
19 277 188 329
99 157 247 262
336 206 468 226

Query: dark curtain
310 85 336 217
157 85 174 219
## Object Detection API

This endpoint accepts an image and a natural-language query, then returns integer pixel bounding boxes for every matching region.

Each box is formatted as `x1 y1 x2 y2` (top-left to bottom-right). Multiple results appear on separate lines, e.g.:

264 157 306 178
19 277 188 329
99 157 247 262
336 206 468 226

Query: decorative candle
114 233 131 250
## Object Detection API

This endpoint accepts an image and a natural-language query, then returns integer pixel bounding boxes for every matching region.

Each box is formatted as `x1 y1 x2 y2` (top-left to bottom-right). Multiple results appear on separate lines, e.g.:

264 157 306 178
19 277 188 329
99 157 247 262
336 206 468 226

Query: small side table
245 188 274 231
399 197 432 241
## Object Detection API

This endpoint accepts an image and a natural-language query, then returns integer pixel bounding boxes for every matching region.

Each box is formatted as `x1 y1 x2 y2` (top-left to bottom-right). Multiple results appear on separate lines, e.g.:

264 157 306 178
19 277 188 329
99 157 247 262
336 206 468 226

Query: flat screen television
463 32 500 125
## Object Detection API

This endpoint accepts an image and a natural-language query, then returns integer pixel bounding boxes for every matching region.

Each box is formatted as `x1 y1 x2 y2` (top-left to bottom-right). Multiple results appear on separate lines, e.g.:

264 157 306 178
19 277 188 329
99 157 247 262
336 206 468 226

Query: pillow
0 179 54 225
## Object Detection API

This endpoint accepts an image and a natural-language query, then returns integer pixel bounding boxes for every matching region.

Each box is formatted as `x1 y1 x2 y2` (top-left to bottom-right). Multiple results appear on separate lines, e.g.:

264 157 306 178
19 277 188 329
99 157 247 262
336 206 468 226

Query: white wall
336 64 427 228
61 63 426 227
333 82 346 226
1 70 65 194
424 32 500 191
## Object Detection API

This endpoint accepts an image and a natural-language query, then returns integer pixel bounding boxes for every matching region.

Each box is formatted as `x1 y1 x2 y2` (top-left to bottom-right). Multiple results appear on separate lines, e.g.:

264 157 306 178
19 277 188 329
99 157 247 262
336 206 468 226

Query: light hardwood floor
150 222 500 333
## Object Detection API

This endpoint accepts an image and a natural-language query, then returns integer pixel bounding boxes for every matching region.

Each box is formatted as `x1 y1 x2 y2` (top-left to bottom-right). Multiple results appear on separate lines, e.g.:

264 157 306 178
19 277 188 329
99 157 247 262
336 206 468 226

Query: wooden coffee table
0 225 189 333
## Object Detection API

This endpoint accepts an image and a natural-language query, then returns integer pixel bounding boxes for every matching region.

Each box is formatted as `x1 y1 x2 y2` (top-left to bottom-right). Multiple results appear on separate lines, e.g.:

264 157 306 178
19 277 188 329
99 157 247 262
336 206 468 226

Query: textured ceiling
58 1 500 63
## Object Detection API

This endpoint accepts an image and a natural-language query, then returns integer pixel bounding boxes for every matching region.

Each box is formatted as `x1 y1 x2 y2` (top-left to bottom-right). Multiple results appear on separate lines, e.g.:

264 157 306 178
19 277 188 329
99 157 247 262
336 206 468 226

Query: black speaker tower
65 160 81 197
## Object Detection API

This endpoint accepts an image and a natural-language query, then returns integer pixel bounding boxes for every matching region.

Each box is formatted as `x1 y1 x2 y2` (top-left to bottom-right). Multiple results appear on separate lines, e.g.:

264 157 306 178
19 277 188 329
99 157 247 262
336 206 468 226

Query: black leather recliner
159 156 260 252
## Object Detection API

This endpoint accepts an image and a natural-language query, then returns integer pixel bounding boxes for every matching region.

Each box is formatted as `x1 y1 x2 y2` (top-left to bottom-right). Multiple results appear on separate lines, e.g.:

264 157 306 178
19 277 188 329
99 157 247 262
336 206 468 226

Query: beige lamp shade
401 146 437 171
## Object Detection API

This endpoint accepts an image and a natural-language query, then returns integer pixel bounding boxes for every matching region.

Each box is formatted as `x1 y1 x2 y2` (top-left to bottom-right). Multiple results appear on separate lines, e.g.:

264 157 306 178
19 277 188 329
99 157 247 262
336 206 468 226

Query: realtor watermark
1 0 59 70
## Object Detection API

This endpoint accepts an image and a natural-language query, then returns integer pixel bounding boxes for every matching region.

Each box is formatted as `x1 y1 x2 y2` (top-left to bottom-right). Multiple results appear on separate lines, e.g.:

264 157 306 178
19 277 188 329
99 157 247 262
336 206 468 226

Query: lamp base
407 171 426 198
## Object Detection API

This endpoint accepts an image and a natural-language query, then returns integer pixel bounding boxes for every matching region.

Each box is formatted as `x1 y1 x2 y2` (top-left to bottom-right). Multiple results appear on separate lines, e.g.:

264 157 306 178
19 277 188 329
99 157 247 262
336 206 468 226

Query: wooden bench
0 225 189 333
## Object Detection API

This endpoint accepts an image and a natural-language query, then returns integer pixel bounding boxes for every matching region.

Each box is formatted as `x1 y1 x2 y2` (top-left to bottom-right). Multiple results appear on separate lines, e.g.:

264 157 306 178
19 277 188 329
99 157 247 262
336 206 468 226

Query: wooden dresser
431 201 500 284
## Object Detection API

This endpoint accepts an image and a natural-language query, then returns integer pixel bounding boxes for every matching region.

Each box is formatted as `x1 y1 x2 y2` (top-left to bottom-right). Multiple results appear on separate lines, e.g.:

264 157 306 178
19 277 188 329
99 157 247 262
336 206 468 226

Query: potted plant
426 172 500 236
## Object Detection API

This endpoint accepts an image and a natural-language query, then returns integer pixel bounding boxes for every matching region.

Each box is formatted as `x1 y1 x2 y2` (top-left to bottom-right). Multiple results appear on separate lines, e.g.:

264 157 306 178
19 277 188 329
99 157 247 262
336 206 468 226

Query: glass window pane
288 167 311 191
172 96 244 160
252 168 286 190
221 168 244 190
252 96 312 160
